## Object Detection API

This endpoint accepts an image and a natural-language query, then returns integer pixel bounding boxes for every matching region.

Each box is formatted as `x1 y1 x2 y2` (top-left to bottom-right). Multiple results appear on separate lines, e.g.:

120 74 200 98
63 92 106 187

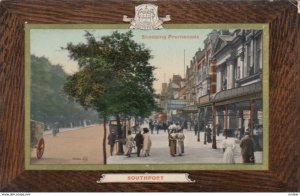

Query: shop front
212 82 262 141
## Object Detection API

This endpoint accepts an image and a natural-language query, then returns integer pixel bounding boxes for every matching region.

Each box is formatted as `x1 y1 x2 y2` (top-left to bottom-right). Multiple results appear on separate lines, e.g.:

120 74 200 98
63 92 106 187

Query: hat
143 128 149 133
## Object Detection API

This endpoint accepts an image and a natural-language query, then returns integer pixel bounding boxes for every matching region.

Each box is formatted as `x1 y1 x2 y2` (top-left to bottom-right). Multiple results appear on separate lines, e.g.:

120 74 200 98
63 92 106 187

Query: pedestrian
168 129 177 157
177 129 185 156
176 122 181 132
217 124 221 136
206 125 212 143
163 122 168 133
134 130 144 157
107 131 116 156
168 122 177 132
52 122 59 136
152 121 157 134
253 124 260 151
142 128 152 157
149 120 154 134
240 128 255 163
221 130 236 164
157 122 161 134
194 123 198 136
124 131 135 157
187 121 191 131
182 120 187 129
234 128 239 139
239 127 245 140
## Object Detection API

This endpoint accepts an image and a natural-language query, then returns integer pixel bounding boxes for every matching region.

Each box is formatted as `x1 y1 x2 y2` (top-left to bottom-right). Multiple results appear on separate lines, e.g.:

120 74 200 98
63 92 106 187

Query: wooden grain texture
0 4 25 190
269 6 300 190
0 0 299 192
0 0 291 23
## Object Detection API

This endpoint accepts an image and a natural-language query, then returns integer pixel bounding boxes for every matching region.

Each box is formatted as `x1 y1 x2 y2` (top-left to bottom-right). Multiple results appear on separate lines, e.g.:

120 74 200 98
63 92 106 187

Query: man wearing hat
240 127 255 163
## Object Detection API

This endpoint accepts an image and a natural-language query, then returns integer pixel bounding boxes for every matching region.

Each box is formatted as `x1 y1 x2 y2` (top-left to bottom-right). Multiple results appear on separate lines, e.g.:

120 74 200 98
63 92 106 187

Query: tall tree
63 31 158 163
30 55 99 128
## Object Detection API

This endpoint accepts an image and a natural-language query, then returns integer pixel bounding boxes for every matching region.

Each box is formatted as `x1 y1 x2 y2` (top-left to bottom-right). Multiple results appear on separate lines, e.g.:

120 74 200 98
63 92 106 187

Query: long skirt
169 140 177 156
223 147 235 163
177 141 184 155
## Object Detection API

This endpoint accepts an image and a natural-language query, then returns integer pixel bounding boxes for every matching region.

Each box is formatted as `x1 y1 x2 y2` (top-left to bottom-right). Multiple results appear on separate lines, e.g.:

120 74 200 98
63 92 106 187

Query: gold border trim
25 23 269 170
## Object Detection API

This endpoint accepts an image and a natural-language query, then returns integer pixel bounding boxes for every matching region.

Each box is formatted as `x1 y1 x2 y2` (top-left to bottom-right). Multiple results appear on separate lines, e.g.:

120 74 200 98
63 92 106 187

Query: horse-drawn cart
30 120 45 159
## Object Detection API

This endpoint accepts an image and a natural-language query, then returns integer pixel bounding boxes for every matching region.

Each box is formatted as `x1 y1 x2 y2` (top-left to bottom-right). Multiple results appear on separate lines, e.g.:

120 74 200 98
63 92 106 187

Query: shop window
233 59 238 88
254 99 263 126
254 35 262 73
221 66 227 90
236 65 240 80
246 43 252 76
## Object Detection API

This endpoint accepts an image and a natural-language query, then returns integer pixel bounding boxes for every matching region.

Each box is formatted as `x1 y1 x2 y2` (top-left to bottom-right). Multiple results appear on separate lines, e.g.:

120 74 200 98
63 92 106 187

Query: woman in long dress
168 130 177 156
221 130 236 164
142 128 152 157
124 131 135 157
176 130 185 156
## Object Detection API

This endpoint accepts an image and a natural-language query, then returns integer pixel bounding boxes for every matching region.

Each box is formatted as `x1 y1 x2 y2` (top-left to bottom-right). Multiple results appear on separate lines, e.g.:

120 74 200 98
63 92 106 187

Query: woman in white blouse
221 130 236 164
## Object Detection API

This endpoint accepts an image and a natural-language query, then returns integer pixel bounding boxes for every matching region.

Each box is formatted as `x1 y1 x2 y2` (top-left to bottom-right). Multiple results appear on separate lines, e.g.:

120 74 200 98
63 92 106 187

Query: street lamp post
212 103 217 149
204 129 207 145
197 111 200 142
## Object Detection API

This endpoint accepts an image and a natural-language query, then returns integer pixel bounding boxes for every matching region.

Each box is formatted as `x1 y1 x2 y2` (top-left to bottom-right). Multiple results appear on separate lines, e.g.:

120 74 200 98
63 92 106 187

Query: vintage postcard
25 24 269 170
1 0 298 191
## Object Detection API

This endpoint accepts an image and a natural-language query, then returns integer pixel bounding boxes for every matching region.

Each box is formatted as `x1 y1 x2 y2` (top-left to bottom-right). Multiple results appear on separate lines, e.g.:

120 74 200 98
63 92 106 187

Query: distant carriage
52 122 59 136
152 113 168 133
157 113 167 122
30 120 45 159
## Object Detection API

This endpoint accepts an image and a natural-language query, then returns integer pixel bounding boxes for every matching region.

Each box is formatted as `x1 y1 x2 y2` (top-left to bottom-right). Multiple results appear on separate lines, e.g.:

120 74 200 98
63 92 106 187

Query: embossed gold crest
123 4 171 30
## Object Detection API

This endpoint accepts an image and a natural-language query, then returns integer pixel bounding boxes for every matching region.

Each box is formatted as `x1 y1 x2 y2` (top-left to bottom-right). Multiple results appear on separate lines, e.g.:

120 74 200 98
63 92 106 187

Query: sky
30 28 213 93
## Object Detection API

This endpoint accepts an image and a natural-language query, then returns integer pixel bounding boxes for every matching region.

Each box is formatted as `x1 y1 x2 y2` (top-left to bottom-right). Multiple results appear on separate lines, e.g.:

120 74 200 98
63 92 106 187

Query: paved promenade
108 129 262 164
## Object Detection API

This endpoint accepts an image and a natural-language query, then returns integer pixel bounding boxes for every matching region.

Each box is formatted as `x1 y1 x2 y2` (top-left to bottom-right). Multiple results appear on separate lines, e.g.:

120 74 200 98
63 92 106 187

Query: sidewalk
107 129 262 164
43 124 97 135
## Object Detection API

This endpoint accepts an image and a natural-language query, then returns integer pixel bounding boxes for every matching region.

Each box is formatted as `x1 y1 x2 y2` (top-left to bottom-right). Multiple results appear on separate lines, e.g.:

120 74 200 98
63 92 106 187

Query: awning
178 104 198 113
211 82 262 103
166 99 188 110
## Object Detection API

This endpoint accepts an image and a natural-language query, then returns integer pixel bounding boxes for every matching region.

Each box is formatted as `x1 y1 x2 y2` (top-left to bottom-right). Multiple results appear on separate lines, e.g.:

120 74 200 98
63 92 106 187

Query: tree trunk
128 117 131 133
116 113 124 154
124 118 127 136
102 116 107 164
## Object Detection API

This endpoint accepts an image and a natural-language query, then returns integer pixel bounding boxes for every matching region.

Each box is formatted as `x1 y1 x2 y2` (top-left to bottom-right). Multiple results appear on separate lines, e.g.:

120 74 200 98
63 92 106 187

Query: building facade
159 30 263 145
159 75 188 121
211 29 263 140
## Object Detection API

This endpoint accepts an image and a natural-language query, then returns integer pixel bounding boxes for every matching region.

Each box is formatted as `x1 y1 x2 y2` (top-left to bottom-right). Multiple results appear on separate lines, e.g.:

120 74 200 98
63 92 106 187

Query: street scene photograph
28 27 265 166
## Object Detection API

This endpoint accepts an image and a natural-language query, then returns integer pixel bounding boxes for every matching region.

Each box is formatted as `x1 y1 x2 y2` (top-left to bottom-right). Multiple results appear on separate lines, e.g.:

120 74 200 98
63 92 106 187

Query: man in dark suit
240 129 255 163
134 131 144 157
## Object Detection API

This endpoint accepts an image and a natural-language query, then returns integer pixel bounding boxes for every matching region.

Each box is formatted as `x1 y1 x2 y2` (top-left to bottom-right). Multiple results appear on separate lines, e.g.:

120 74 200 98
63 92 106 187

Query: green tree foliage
63 31 158 118
30 55 99 129
63 31 158 162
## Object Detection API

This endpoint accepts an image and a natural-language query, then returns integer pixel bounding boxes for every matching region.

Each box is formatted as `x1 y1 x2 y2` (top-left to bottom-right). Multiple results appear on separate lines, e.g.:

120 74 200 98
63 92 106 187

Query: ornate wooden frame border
0 0 299 192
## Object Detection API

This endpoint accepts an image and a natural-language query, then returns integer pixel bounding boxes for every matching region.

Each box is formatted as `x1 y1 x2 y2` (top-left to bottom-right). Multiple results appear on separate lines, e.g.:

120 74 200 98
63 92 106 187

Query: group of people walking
109 121 258 164
168 122 185 157
149 120 168 134
124 128 152 157
221 127 256 164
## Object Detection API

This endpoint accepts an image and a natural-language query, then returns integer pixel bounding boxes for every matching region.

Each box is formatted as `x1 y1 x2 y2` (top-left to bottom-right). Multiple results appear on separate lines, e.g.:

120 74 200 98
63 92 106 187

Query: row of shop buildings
159 29 263 146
